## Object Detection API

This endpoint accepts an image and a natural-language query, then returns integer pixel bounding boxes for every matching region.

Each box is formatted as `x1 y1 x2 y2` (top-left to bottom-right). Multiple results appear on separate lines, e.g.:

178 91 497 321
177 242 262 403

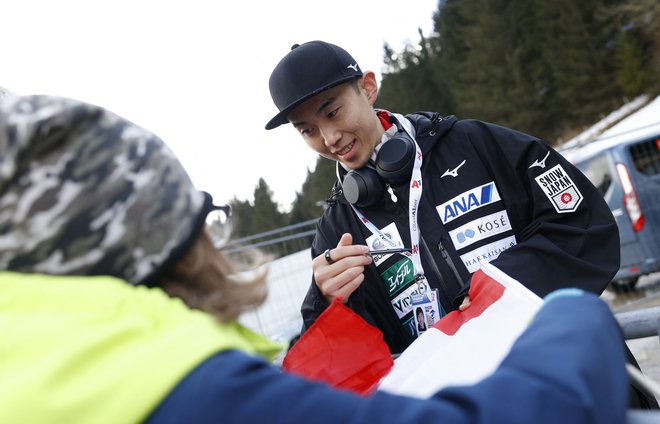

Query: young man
265 40 620 354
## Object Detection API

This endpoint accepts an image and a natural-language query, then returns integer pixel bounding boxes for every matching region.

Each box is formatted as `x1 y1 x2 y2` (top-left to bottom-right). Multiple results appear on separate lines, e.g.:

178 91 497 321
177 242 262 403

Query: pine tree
229 197 254 239
289 156 336 224
615 29 652 97
251 178 286 234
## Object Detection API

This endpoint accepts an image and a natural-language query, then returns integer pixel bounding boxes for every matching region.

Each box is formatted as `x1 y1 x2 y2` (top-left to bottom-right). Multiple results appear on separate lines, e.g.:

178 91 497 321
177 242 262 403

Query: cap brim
264 75 360 130
265 109 291 130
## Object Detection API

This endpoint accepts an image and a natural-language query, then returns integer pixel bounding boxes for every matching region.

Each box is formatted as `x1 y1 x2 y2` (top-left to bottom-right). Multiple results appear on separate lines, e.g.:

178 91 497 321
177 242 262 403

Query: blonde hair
155 229 270 322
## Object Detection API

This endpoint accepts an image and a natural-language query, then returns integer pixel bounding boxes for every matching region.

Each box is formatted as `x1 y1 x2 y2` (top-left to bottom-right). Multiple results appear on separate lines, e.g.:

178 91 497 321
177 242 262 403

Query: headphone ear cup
342 167 385 208
375 135 416 185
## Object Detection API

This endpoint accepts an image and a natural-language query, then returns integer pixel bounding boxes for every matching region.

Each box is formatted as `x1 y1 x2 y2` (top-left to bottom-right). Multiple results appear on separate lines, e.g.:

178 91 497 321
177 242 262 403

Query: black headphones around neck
341 127 417 209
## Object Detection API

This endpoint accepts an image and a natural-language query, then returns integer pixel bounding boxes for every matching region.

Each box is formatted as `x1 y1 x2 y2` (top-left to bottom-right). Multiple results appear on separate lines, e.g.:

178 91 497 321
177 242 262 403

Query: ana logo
436 182 502 224
534 165 583 213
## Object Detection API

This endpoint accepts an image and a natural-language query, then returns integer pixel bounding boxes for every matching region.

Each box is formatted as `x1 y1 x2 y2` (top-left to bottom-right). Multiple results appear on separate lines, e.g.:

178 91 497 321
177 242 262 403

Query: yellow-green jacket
0 272 280 423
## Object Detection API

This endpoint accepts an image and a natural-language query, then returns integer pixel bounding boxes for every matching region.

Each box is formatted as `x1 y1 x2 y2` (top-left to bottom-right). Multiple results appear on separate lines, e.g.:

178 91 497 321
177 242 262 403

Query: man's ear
359 71 378 105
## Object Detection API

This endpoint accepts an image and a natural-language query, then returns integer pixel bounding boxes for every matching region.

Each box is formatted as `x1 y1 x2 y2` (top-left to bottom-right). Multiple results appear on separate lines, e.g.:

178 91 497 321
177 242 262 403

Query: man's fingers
458 296 471 311
313 254 370 283
319 245 370 265
337 233 353 247
320 269 366 303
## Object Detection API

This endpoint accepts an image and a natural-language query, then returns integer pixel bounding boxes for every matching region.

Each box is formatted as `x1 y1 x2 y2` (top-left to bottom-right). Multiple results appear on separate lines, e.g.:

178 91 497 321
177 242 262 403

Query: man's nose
320 125 341 148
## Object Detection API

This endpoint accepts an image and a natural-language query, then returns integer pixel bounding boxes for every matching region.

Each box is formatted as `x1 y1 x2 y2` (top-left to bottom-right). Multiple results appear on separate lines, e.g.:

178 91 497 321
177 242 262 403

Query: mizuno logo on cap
347 63 359 71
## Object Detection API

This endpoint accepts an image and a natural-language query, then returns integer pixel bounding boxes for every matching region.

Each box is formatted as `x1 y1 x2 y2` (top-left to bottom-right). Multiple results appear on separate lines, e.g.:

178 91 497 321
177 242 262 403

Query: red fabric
282 299 393 395
377 110 394 130
433 269 505 335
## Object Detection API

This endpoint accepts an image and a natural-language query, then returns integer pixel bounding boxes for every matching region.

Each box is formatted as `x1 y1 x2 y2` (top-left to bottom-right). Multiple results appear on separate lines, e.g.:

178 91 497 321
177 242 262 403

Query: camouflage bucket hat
0 95 210 284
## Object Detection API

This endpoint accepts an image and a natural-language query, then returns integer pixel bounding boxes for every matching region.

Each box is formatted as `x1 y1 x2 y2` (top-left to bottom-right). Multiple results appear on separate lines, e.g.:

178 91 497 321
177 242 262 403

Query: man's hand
459 296 471 311
313 233 372 303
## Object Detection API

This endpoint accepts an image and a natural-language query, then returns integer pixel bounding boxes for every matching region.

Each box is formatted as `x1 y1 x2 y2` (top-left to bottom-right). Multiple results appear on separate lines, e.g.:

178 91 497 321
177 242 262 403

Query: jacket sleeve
145 293 628 424
465 121 620 297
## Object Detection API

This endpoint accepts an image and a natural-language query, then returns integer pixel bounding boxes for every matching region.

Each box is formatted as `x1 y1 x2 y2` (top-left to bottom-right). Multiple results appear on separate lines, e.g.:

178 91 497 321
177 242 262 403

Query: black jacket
300 112 619 354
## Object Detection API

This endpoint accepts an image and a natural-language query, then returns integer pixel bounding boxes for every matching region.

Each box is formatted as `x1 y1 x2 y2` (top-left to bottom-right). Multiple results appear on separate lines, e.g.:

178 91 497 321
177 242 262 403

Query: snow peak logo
381 257 415 297
436 182 502 224
448 210 513 250
534 164 583 213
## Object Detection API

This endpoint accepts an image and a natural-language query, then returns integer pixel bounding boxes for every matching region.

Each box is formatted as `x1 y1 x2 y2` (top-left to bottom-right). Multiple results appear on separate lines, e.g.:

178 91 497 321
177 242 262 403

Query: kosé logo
448 210 513 250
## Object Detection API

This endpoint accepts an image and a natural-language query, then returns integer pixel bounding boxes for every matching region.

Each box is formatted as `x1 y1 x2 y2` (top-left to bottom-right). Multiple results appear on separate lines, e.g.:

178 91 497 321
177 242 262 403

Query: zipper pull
438 240 449 259
387 185 398 203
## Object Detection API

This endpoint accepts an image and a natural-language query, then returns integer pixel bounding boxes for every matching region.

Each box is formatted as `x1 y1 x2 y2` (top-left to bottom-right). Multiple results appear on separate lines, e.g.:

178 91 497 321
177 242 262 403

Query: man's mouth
336 140 355 157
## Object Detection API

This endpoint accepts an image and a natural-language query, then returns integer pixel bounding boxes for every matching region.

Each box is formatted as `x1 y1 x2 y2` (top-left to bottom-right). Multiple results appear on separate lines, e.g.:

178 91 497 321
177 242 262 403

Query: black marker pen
366 247 412 256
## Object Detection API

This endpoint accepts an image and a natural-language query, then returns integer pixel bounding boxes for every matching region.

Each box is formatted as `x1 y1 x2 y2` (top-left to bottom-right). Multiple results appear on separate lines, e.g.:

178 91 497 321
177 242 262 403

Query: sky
2 0 439 211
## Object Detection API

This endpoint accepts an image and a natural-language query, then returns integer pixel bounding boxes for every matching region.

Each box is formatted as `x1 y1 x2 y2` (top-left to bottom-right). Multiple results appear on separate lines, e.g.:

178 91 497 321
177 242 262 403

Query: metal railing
222 218 319 258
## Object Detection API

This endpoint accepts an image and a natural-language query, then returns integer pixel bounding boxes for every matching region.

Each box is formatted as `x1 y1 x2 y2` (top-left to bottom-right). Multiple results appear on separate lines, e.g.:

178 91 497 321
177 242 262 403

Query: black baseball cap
265 40 363 130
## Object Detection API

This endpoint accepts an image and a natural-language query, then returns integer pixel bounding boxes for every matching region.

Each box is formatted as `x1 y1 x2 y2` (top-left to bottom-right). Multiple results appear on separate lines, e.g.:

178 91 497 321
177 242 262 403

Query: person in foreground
0 94 628 423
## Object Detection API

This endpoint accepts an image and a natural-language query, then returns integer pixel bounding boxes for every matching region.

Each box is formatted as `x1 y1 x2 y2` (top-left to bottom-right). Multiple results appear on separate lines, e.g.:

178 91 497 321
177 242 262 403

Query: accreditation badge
411 289 443 337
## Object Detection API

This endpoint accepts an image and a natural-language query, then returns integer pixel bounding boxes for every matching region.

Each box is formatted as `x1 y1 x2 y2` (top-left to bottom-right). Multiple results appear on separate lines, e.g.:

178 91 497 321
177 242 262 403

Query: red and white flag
378 262 542 398
283 262 541 397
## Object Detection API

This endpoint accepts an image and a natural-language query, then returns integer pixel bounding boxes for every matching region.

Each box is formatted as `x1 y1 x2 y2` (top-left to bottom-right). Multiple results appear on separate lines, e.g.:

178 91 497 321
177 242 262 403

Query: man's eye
328 108 339 118
300 128 313 136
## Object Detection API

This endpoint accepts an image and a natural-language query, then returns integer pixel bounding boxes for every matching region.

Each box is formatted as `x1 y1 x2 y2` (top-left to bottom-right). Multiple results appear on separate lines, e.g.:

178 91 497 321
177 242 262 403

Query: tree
251 178 286 234
289 156 336 224
615 29 652 97
229 197 254 239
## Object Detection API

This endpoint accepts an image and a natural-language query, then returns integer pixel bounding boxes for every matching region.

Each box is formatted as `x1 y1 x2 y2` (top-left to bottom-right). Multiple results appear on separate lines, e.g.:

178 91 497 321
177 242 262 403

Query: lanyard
337 113 428 285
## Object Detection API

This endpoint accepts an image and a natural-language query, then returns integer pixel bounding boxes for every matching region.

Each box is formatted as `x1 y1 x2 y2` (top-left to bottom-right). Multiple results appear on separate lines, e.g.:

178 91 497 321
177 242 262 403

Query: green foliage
378 0 658 142
615 30 652 97
288 156 336 224
251 178 287 234
229 178 286 239
235 0 659 240
228 197 254 239
608 0 660 92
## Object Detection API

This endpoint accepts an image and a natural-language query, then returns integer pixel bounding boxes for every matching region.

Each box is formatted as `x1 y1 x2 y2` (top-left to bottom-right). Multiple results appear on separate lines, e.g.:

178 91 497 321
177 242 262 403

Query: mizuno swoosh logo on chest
441 159 466 178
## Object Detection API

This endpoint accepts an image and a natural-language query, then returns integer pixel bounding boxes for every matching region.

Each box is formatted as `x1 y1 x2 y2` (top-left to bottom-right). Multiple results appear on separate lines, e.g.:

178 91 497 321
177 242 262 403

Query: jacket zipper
419 236 454 311
438 240 465 288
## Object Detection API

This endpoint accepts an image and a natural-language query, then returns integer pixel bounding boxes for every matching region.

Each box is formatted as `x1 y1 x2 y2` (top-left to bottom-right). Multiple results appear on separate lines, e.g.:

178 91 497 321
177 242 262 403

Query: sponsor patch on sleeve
534 164 583 213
